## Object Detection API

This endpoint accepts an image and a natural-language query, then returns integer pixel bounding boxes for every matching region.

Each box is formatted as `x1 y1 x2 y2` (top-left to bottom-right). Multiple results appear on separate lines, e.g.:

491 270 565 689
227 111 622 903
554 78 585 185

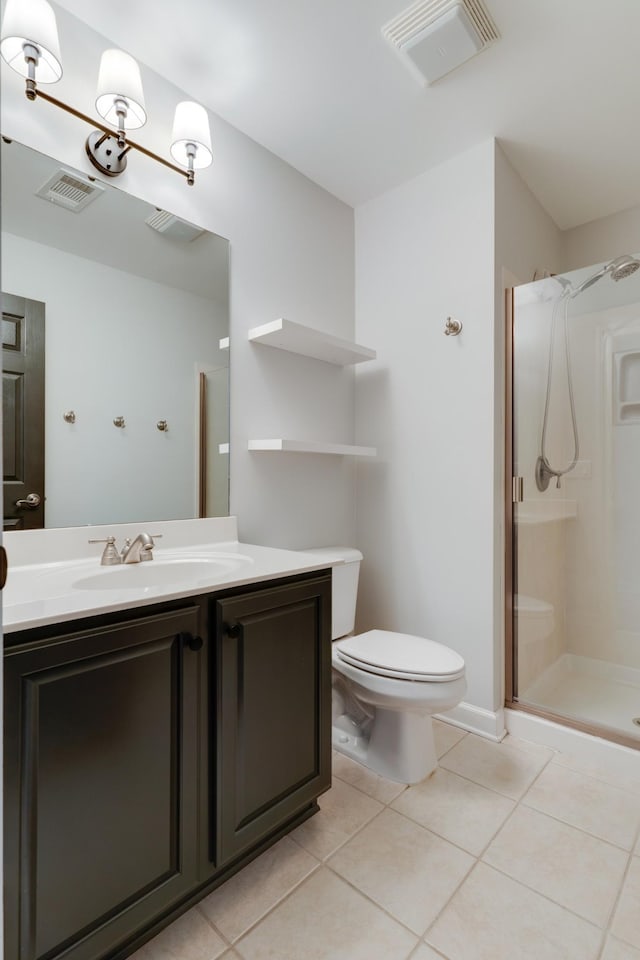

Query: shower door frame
504 285 639 751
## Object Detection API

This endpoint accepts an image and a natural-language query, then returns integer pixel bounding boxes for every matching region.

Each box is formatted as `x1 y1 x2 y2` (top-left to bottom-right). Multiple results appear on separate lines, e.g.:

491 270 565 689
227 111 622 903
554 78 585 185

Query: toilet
307 547 466 784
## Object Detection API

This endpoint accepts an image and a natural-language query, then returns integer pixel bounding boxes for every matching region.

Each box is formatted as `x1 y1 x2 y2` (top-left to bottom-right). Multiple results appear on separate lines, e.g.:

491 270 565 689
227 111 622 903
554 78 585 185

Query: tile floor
132 721 640 960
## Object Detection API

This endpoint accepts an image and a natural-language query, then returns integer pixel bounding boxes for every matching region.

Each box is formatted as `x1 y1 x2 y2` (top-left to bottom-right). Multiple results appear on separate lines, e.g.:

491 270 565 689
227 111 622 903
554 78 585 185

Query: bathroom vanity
3 519 333 960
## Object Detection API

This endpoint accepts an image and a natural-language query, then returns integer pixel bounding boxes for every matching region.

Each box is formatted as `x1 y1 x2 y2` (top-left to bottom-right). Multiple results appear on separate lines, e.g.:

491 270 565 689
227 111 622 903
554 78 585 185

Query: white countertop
2 517 339 634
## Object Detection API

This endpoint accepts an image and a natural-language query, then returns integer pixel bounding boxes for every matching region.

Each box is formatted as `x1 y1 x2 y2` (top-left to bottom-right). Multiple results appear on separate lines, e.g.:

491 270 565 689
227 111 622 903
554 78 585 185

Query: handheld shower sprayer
535 255 640 492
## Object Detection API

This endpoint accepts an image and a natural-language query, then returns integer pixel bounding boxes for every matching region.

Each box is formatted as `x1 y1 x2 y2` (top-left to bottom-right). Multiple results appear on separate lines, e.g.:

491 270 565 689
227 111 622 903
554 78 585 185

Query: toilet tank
303 547 362 639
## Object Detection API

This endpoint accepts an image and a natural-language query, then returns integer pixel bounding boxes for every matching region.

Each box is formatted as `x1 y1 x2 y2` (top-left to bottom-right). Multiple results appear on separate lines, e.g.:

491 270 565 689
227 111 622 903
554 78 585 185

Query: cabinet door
4 607 201 960
213 576 331 865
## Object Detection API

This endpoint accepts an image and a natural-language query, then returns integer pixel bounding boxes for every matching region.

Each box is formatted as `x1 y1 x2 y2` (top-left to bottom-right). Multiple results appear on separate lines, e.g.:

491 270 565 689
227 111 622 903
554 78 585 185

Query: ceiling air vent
145 209 206 243
382 0 500 85
35 169 105 213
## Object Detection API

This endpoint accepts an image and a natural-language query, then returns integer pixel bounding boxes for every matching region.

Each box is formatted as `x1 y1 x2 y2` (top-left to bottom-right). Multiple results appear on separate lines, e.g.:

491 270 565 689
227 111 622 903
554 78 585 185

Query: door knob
15 493 41 509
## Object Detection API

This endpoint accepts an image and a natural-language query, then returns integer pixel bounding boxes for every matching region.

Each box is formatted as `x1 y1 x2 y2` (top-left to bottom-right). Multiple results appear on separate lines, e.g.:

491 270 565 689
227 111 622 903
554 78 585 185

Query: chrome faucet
89 532 162 565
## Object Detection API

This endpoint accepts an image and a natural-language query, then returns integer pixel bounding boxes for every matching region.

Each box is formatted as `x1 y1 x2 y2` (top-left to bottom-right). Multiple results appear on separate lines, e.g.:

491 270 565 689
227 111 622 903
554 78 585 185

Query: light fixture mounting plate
85 130 127 177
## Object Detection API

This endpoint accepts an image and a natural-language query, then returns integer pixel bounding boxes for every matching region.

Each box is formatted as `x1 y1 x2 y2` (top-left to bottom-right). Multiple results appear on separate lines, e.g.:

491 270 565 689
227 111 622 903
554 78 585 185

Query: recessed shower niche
614 348 640 423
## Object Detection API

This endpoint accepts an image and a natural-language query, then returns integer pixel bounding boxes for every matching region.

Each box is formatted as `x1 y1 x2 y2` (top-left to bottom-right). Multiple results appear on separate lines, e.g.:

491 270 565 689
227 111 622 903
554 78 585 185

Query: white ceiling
53 0 640 230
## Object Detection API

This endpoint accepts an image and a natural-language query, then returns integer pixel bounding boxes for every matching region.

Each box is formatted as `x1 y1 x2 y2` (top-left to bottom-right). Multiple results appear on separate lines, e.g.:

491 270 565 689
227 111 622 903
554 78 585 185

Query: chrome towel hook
444 317 462 336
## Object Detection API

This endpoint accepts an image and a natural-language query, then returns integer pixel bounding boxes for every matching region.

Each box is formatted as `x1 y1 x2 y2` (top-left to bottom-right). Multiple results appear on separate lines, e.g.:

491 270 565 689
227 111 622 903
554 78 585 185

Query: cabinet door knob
178 632 203 651
224 622 241 639
0 546 7 590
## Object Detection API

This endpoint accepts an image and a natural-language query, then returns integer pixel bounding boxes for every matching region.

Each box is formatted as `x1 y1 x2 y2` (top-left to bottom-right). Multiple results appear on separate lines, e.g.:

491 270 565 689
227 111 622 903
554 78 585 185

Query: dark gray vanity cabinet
4 571 332 960
3 605 203 960
212 576 332 866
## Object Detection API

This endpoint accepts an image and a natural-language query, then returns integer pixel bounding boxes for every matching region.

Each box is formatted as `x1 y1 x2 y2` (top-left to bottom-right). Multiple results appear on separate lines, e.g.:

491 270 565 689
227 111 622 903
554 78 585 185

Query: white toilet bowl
332 629 466 783
304 548 467 785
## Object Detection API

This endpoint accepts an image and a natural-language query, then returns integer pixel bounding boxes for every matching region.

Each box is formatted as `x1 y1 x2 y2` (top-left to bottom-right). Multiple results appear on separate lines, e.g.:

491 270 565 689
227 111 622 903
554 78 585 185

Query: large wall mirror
1 138 229 530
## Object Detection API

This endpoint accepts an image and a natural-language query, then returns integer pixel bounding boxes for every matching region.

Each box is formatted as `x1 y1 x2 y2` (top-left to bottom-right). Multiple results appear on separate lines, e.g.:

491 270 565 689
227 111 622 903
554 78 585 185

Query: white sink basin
73 555 250 591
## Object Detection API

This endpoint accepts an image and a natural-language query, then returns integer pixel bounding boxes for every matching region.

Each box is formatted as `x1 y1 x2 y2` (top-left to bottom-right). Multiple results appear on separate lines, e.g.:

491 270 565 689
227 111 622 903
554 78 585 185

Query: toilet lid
334 630 465 682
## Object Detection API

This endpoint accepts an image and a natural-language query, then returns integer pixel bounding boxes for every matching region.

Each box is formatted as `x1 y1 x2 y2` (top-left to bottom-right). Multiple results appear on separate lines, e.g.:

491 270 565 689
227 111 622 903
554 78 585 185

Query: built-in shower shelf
618 401 640 423
248 319 376 366
516 499 577 525
248 438 377 457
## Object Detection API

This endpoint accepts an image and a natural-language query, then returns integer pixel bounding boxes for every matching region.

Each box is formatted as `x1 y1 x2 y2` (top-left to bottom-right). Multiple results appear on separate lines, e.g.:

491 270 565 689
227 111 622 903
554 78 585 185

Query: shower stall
507 254 640 748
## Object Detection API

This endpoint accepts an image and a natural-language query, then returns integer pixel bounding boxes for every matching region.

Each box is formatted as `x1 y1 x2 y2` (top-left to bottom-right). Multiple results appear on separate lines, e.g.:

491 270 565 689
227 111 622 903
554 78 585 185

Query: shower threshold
521 653 640 742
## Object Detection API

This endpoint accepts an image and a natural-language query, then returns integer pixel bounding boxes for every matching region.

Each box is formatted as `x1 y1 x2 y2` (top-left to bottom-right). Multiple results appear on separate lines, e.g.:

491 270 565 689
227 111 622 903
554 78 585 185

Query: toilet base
332 706 438 784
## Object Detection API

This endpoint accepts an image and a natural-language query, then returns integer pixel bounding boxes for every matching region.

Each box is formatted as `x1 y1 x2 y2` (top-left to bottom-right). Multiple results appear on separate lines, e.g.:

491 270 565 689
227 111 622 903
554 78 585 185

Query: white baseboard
435 701 506 742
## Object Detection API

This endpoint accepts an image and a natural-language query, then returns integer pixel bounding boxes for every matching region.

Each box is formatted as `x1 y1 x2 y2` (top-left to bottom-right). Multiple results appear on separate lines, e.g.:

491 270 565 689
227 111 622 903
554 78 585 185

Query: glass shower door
511 256 640 747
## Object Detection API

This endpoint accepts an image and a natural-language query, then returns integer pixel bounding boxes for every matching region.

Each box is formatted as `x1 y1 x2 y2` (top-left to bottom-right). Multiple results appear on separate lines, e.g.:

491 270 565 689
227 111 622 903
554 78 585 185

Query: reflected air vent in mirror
36 170 105 213
145 209 206 243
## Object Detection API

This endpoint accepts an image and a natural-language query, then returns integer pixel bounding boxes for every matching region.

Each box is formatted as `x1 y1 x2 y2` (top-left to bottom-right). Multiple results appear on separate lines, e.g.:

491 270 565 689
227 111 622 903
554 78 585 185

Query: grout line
602 850 637 948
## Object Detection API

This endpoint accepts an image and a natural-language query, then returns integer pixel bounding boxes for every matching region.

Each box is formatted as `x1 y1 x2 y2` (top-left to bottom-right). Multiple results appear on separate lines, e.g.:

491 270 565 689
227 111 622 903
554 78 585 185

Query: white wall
0 2 355 550
564 203 640 272
354 140 496 714
354 140 566 720
3 232 225 527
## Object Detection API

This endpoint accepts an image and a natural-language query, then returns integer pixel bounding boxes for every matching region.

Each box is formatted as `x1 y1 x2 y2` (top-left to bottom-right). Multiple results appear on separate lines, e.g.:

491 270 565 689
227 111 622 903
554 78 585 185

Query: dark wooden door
213 576 331 866
4 607 202 960
2 292 45 530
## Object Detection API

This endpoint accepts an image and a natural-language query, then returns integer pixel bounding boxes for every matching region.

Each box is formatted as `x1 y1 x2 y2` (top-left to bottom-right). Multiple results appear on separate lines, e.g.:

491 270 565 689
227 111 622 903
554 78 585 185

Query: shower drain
633 718 640 727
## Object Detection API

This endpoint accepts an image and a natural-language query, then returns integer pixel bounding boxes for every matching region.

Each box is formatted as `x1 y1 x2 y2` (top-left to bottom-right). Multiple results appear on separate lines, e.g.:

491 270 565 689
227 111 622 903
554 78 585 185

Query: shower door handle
512 477 524 503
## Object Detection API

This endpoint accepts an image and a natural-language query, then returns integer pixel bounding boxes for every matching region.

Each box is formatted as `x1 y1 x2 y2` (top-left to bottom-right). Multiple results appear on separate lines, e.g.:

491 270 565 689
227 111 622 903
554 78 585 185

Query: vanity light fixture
0 0 213 185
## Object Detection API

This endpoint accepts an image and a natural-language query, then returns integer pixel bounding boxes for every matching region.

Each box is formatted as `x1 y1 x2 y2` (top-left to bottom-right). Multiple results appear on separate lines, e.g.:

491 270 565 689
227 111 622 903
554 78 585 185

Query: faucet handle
88 536 122 566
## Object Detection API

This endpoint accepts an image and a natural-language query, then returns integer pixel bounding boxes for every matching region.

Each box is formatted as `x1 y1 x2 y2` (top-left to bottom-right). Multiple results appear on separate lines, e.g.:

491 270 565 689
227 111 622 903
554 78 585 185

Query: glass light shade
171 102 213 169
0 0 62 82
95 49 146 129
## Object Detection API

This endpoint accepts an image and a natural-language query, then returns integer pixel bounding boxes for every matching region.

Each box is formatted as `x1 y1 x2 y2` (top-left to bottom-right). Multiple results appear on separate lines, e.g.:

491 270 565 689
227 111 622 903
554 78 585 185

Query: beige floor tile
523 763 640 850
290 777 383 859
391 766 515 855
433 719 467 758
235 867 417 960
483 805 629 926
198 836 318 942
328 808 473 935
129 908 227 960
439 734 552 800
426 862 602 960
410 945 448 960
611 857 640 949
332 751 407 804
553 750 640 798
501 734 558 759
601 936 640 960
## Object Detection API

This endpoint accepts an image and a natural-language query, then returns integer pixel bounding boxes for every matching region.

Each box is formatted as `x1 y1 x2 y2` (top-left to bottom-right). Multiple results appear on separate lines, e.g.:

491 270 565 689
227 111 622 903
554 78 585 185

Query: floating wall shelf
248 439 377 457
248 319 376 366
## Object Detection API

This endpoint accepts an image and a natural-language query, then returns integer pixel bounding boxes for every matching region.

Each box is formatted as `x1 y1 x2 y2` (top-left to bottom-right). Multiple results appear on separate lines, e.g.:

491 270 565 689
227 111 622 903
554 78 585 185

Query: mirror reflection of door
2 292 45 530
198 365 229 518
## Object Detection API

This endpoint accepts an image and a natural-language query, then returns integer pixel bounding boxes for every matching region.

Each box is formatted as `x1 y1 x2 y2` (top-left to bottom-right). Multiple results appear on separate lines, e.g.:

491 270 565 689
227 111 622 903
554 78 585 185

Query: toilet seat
334 629 465 683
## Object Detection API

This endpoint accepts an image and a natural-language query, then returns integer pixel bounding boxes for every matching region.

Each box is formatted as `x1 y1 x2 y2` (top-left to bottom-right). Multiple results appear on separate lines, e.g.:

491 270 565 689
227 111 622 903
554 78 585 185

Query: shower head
609 254 640 282
570 254 640 297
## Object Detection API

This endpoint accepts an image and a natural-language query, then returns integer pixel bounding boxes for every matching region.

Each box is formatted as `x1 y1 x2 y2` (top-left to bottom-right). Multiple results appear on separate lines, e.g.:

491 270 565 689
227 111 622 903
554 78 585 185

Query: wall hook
63 410 76 423
444 317 462 336
156 420 168 432
113 416 126 428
